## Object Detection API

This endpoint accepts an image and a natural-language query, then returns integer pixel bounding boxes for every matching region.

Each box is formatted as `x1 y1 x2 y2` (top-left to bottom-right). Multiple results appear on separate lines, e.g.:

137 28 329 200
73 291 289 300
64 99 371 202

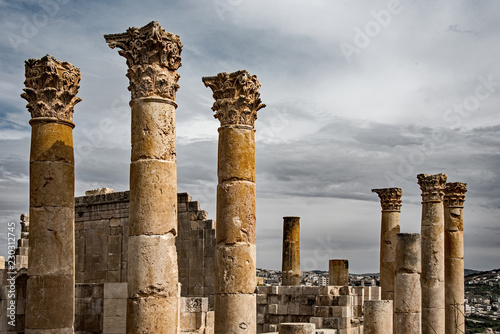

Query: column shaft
203 70 265 333
418 173 447 334
444 182 467 334
105 21 182 333
372 188 402 300
364 300 393 334
395 233 421 334
282 216 300 286
329 259 349 286
22 55 81 333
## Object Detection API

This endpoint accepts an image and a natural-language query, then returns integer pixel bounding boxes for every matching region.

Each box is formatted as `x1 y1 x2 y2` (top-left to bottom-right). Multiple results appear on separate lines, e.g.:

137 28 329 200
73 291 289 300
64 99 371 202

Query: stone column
371 188 402 301
203 70 265 333
364 300 393 334
395 233 421 334
444 182 467 334
329 259 349 286
21 55 81 333
105 21 182 333
282 216 300 286
417 173 447 334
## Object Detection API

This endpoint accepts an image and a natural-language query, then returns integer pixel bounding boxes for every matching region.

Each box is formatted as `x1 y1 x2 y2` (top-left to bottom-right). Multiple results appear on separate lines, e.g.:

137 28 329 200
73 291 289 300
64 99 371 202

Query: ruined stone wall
74 190 216 306
75 191 130 283
177 193 216 308
256 285 380 333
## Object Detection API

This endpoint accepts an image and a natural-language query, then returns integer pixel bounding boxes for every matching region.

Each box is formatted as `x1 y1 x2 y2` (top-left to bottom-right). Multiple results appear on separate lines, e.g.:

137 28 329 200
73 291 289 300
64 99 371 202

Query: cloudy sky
0 0 499 273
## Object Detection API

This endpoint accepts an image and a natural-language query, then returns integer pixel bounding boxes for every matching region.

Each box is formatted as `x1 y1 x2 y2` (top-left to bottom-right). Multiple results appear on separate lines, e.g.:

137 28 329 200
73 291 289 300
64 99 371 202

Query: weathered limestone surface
329 260 349 286
282 217 301 286
256 285 376 333
418 173 447 334
279 323 315 334
395 233 421 334
21 54 80 334
203 70 265 334
371 188 402 301
444 182 467 334
364 300 393 334
105 21 182 333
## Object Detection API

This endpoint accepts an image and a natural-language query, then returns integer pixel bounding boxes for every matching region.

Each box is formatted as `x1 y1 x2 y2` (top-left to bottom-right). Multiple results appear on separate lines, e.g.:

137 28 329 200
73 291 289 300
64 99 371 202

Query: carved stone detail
202 70 266 128
104 21 182 100
372 188 402 211
444 182 467 208
21 55 81 122
417 173 447 202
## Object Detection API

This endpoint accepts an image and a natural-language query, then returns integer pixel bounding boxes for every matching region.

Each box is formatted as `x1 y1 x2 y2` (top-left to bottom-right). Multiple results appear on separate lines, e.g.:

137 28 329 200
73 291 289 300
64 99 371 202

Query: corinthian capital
104 21 182 100
417 173 447 202
372 188 402 211
444 182 467 208
21 55 81 123
202 70 266 128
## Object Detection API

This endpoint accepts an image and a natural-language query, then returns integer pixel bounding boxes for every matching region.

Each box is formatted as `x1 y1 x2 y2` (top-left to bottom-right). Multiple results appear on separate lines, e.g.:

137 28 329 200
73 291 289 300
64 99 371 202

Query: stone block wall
75 191 130 283
74 190 216 308
177 193 216 308
256 285 380 333
75 283 104 333
179 297 215 334
0 270 27 334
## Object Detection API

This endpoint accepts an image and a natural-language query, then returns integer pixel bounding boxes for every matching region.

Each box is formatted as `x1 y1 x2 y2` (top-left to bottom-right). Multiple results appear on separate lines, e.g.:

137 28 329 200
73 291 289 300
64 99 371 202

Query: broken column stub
395 233 421 334
21 54 81 333
329 259 349 286
203 70 265 333
105 21 182 333
417 173 447 334
364 300 393 334
282 216 300 286
444 182 467 334
371 187 402 301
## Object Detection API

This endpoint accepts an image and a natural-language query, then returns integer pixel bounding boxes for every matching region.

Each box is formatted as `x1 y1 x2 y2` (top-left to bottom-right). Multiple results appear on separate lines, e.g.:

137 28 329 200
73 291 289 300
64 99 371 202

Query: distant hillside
465 268 500 280
465 269 482 277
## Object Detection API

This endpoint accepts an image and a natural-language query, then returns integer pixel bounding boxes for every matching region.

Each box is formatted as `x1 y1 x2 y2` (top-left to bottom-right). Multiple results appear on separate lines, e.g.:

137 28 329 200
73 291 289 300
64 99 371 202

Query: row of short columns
371 175 467 334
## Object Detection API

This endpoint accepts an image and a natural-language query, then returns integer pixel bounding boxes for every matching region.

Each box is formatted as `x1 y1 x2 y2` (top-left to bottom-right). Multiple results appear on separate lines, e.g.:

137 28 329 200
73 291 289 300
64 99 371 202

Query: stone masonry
282 217 301 286
256 285 380 333
203 70 266 333
105 21 183 333
394 233 421 334
444 182 467 334
418 173 447 334
22 54 81 334
371 188 402 301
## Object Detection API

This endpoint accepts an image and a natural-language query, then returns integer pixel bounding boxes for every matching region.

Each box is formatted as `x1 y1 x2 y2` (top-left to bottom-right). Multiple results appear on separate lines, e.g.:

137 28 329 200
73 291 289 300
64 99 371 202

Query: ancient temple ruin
0 21 468 334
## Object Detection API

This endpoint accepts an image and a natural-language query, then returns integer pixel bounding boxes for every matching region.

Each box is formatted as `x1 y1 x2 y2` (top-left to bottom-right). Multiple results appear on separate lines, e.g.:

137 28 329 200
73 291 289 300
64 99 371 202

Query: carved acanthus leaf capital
444 182 467 208
104 21 182 100
202 70 266 128
372 188 402 211
417 173 447 203
21 55 81 123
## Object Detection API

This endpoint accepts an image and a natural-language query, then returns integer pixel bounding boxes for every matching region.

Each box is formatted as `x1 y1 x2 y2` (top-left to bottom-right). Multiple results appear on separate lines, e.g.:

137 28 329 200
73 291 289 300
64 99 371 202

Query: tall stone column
329 259 349 286
203 70 265 333
364 300 393 334
105 21 182 333
372 188 402 300
418 173 447 334
282 216 300 286
21 55 81 333
444 182 467 334
395 233 421 334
